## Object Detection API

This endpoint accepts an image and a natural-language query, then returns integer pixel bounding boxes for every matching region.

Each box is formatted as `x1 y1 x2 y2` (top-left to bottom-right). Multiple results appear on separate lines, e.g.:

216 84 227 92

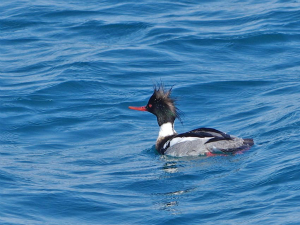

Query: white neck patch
158 122 176 138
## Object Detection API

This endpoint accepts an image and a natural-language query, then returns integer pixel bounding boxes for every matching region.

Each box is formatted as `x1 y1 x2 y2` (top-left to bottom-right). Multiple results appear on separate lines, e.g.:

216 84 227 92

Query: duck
129 85 254 157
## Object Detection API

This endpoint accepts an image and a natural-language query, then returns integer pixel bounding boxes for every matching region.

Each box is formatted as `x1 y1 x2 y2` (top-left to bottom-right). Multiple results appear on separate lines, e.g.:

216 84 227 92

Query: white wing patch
163 137 213 149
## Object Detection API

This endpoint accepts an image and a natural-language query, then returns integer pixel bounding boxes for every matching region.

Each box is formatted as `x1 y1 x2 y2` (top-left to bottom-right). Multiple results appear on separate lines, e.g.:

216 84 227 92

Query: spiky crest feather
151 83 182 124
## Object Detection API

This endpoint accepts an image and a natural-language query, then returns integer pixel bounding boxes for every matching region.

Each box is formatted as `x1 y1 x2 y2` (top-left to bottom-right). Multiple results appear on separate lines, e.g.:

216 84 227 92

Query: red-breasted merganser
129 85 254 157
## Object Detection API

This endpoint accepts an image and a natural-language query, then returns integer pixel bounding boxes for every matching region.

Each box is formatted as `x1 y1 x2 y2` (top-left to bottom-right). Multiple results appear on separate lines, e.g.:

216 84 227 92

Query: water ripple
1 0 300 224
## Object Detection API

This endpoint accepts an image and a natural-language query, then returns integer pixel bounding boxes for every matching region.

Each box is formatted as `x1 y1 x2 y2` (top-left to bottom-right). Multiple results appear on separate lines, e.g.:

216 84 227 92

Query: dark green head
129 85 181 126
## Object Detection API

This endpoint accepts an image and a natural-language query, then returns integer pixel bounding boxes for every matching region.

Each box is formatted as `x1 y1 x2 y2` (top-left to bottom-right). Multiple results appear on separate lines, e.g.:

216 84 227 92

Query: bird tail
243 138 254 146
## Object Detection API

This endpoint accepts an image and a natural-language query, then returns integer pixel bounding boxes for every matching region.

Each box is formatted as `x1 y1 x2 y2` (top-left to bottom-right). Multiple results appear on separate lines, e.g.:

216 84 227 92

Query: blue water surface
1 0 300 224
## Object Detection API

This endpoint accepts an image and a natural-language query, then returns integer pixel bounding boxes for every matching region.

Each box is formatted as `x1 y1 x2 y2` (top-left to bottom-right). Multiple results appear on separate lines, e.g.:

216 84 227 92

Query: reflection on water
152 154 251 214
162 162 178 174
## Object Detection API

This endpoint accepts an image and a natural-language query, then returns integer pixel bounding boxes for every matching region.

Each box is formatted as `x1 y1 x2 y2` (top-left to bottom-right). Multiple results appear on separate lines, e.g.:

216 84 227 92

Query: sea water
1 0 300 224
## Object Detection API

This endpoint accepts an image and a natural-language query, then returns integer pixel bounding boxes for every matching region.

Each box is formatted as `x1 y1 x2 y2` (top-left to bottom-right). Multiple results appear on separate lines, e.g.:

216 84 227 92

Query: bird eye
148 104 152 108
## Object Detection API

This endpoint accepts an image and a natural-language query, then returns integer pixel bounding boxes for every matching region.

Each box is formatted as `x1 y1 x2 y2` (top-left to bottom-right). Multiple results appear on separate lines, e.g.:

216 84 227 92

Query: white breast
158 122 176 138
